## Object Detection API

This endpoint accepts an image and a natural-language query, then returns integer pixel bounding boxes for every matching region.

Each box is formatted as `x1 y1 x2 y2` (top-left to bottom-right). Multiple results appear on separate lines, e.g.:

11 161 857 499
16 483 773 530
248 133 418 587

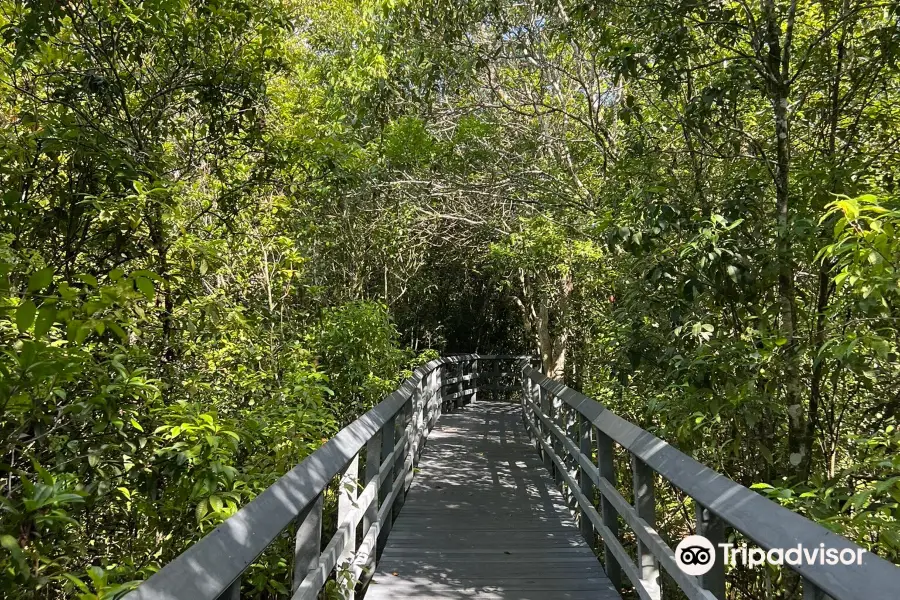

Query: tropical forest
1 0 899 598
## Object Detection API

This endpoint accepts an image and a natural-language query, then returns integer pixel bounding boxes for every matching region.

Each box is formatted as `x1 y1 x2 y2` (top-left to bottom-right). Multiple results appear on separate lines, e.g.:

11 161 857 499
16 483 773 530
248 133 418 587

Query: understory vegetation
1 0 899 597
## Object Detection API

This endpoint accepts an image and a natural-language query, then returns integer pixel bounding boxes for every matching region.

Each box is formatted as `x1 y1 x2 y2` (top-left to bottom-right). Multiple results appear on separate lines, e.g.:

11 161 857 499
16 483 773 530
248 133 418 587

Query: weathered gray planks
365 402 620 600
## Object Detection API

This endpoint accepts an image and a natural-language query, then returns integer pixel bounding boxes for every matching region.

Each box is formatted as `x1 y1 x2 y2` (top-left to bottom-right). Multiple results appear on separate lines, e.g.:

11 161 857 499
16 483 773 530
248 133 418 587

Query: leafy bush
311 301 410 421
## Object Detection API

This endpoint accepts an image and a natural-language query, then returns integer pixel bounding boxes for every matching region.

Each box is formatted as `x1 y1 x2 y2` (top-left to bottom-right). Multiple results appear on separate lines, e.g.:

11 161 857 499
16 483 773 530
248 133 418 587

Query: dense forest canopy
1 0 899 597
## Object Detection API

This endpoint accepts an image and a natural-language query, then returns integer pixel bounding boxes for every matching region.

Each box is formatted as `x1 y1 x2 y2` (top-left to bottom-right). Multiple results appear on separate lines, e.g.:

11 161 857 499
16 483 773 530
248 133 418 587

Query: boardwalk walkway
366 401 620 600
125 356 900 600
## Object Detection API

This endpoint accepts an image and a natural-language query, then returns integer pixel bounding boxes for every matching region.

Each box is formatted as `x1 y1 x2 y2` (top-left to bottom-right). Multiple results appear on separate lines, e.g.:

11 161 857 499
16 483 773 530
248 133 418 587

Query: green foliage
3 0 900 596
383 116 436 169
311 301 409 420
819 195 900 310
0 0 425 596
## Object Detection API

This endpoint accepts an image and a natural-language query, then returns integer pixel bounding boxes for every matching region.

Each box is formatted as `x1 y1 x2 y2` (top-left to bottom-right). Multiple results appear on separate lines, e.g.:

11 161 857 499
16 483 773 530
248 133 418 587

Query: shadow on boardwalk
364 402 620 600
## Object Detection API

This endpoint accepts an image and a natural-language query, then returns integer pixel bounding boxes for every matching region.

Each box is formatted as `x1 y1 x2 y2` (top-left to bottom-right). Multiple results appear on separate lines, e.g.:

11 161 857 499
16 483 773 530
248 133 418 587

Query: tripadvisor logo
675 535 716 576
675 535 867 575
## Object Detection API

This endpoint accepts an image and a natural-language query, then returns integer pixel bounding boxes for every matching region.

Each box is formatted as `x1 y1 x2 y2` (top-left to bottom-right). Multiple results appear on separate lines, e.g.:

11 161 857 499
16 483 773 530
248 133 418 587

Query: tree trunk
514 270 572 382
762 0 805 469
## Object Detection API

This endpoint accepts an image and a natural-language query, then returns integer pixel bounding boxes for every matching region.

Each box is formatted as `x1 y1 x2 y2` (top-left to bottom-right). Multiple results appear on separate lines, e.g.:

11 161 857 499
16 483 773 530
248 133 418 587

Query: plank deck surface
365 401 620 600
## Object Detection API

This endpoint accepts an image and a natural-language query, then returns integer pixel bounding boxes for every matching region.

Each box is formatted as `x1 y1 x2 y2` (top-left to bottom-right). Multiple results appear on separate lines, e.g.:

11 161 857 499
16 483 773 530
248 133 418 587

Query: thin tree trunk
762 0 805 468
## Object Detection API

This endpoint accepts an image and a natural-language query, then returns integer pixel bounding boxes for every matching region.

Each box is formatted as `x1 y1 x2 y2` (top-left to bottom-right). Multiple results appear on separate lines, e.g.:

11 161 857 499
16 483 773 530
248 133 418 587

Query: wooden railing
124 355 523 600
520 365 900 600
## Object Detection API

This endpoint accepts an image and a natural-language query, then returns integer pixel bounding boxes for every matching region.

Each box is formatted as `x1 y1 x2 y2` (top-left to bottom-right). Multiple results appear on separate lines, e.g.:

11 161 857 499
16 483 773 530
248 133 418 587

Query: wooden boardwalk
127 356 900 600
366 401 620 600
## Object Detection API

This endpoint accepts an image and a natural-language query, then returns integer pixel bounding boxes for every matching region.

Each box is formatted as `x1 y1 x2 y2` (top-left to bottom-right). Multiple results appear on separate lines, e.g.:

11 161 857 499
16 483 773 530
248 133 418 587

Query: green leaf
75 324 91 344
726 264 739 282
108 322 128 342
890 488 900 505
209 495 224 512
136 277 155 302
87 565 107 588
62 573 90 593
77 273 99 288
196 498 209 522
16 300 37 333
34 306 57 338
869 336 890 359
1 534 30 578
33 460 53 485
882 530 900 551
27 267 54 292
54 493 85 505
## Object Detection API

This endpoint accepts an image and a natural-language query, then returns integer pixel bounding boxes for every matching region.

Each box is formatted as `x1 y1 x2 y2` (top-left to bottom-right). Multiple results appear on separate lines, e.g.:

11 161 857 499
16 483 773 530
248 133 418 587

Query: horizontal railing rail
125 354 524 600
520 365 900 600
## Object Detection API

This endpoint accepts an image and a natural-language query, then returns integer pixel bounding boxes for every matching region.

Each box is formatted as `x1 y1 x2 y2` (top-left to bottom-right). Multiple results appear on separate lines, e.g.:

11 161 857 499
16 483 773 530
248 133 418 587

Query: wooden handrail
521 365 900 600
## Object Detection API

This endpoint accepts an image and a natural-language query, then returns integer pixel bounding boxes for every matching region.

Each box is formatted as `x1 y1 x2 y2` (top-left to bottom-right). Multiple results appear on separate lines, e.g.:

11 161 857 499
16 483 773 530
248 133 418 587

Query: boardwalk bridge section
126 355 900 600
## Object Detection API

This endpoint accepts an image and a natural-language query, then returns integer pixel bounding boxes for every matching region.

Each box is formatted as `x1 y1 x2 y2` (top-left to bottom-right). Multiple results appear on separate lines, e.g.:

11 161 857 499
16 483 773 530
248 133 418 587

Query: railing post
377 416 396 555
491 359 500 401
399 395 416 509
539 387 553 473
394 400 411 517
428 368 439 428
696 504 726 600
472 358 479 403
440 364 448 416
529 379 541 453
359 429 381 588
578 414 595 549
456 361 464 409
431 369 440 428
432 364 447 414
596 428 621 591
293 493 323 593
564 404 578 510
521 367 529 428
337 455 359 599
448 361 454 411
550 394 564 486
466 360 473 406
411 379 425 467
447 361 455 412
522 373 533 438
632 456 660 600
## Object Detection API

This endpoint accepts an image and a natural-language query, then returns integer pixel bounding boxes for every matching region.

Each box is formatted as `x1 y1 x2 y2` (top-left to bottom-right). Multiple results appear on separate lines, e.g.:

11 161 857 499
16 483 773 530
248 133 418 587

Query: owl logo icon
675 535 716 576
